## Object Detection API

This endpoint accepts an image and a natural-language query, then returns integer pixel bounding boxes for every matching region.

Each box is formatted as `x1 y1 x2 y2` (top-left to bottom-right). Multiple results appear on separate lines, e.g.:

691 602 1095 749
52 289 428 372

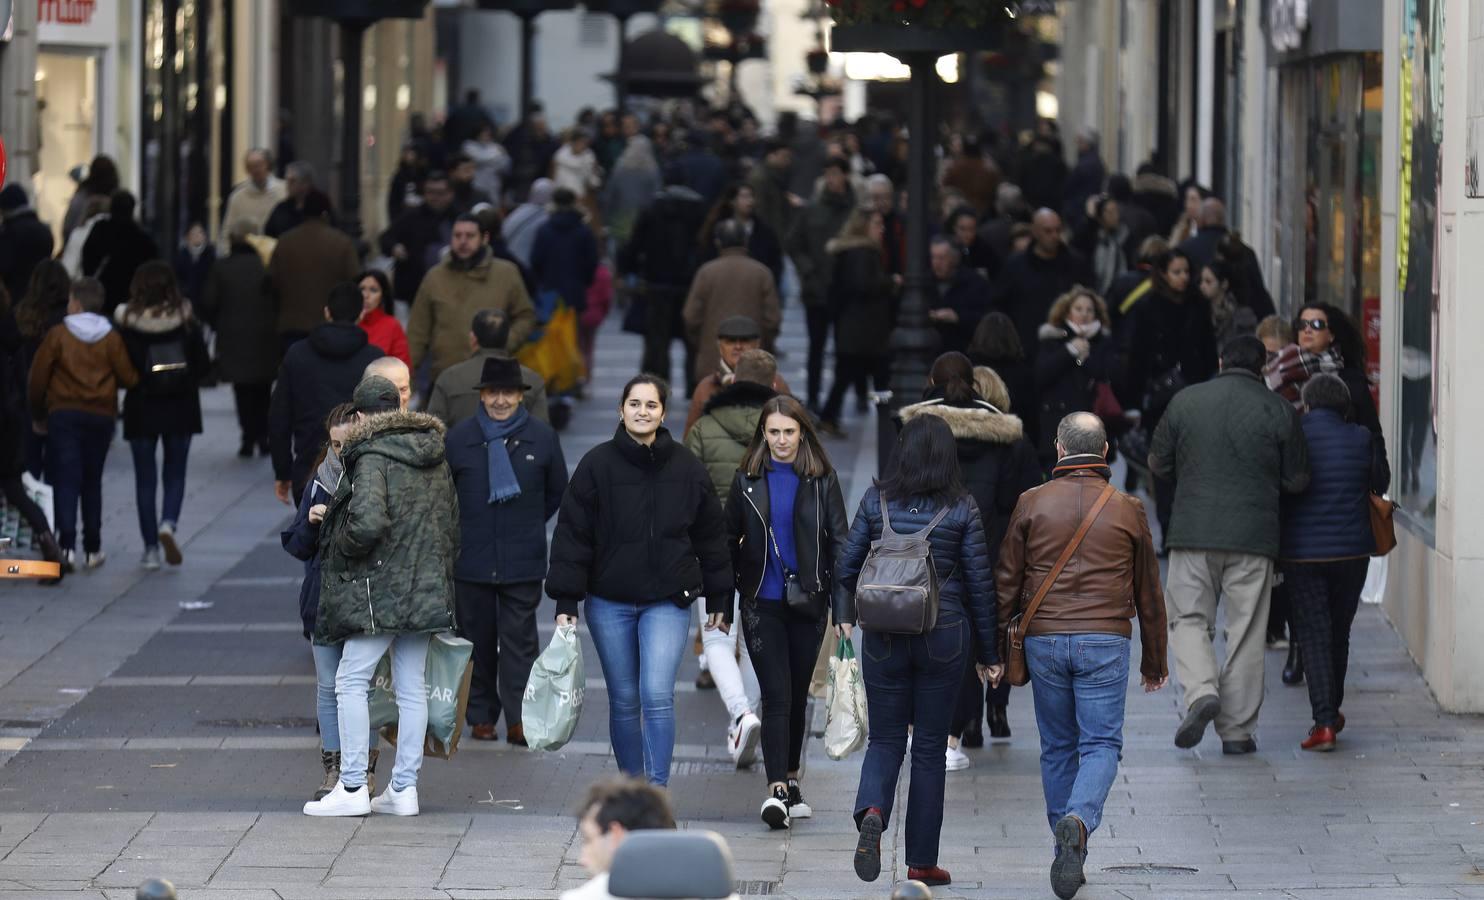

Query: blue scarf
475 405 528 504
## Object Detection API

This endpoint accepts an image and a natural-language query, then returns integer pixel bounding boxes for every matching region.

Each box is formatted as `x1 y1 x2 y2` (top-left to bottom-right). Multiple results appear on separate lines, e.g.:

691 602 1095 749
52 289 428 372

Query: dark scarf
1052 454 1112 480
475 405 529 503
449 245 490 273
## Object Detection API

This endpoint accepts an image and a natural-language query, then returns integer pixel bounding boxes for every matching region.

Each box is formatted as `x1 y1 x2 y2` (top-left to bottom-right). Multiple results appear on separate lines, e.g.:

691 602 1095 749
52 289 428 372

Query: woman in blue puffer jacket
1280 373 1390 754
835 414 1001 890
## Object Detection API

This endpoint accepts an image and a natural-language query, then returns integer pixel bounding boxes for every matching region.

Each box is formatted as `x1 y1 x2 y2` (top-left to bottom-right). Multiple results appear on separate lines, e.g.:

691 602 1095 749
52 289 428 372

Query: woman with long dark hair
545 375 732 786
900 352 1040 764
722 395 849 829
837 415 1001 889
115 261 210 569
697 182 784 287
356 270 410 365
15 261 73 478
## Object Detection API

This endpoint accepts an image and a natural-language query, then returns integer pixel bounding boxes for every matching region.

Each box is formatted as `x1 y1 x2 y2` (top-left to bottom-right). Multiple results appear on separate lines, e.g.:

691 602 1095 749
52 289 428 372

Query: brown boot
507 723 527 747
314 750 340 801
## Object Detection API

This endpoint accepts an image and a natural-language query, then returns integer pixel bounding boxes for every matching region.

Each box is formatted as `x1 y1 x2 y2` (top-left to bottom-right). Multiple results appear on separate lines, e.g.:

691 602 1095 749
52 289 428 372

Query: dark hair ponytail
927 351 977 404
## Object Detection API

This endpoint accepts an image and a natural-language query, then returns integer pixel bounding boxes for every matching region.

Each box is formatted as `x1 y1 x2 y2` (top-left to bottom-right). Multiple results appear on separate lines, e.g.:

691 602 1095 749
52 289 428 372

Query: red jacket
359 307 410 366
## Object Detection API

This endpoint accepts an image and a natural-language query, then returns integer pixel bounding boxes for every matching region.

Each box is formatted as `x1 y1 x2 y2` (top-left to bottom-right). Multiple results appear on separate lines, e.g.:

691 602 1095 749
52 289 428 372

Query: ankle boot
314 750 340 800
1282 643 1304 685
988 704 1011 739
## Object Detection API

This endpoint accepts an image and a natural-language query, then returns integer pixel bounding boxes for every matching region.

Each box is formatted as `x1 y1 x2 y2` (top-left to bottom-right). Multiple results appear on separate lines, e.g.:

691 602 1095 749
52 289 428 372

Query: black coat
173 245 216 306
931 267 992 354
724 468 850 618
81 218 161 317
968 351 1037 438
829 240 894 357
0 211 56 305
201 245 279 384
115 308 212 440
268 322 385 490
992 246 1091 354
619 187 707 290
836 487 999 665
0 311 26 477
1178 226 1275 320
445 412 569 585
545 427 732 620
379 204 458 302
531 209 599 312
1034 323 1116 463
1118 288 1218 427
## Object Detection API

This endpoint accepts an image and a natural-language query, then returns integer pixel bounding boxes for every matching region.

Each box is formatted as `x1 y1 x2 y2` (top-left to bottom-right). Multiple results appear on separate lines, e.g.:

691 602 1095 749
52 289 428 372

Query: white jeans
702 596 761 721
336 632 431 791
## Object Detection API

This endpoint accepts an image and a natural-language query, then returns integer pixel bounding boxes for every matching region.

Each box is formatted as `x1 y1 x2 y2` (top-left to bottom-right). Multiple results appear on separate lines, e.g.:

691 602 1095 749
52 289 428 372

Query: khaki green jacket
407 249 535 384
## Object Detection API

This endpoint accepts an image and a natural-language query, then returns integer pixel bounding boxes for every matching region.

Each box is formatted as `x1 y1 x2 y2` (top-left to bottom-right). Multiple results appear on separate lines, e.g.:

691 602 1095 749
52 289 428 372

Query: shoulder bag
1369 494 1397 557
1004 482 1116 686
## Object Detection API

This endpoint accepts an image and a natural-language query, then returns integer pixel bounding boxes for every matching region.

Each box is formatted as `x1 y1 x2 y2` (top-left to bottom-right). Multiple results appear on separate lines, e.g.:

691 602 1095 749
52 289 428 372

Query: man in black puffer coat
268 283 384 505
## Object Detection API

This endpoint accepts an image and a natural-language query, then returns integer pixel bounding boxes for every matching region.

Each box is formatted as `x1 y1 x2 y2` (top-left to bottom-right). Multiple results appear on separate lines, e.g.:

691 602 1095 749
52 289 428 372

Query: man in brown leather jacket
995 412 1168 900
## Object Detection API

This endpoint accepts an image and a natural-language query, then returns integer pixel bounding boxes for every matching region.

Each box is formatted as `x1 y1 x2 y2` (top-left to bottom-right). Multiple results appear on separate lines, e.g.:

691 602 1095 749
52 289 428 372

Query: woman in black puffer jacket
545 374 732 788
836 415 1001 890
900 353 1041 757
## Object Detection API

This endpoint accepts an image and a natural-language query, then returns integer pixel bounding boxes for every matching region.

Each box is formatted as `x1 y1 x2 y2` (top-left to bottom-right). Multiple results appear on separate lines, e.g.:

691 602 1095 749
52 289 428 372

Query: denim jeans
854 614 967 869
335 633 430 792
46 410 115 553
129 434 192 546
310 643 379 754
585 596 691 786
1025 633 1130 838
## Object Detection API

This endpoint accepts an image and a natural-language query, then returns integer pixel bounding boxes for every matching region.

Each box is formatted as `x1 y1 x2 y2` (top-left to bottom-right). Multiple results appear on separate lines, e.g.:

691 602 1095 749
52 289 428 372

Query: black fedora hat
475 357 531 391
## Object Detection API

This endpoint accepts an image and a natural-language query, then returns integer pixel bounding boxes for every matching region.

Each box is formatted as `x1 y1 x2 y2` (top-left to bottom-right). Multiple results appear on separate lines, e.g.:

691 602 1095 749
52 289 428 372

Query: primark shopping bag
824 637 868 760
521 624 585 752
369 632 475 760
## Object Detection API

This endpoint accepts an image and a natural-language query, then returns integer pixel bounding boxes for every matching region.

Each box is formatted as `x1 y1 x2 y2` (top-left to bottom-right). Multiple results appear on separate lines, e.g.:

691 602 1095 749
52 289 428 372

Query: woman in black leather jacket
722 395 849 831
836 415 1001 890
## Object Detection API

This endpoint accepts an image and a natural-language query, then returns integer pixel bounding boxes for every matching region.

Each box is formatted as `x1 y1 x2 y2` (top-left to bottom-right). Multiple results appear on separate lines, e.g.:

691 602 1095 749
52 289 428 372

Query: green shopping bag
367 632 474 760
825 637 868 760
521 624 585 751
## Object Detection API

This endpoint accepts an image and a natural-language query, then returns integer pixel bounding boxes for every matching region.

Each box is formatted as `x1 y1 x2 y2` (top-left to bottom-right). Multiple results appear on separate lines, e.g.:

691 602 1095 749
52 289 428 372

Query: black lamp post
287 0 430 242
582 0 664 110
477 0 579 122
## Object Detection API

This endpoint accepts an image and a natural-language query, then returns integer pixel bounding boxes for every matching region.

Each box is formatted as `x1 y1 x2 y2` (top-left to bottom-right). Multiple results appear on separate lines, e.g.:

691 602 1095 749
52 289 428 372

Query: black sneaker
786 780 812 819
1174 695 1221 749
854 808 883 882
761 785 789 830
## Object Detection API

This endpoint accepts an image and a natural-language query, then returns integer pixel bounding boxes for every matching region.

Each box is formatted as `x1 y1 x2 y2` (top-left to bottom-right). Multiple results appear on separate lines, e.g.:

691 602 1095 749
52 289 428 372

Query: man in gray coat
425 309 548 427
1149 335 1309 756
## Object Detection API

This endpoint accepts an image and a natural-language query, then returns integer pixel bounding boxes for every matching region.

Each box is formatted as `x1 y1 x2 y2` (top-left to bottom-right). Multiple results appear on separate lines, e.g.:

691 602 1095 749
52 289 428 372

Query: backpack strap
1018 483 1116 635
879 491 897 538
911 500 956 539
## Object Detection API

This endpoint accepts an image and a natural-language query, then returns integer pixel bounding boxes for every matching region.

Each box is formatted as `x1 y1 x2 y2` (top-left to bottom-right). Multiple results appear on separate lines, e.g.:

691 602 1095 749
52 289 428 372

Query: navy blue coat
836 487 999 665
445 412 569 585
281 471 336 640
1280 408 1390 562
530 209 599 313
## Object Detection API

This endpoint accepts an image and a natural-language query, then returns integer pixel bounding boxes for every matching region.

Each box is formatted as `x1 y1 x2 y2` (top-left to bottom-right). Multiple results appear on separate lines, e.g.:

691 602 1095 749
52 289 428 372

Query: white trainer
302 781 371 817
945 745 971 772
158 522 183 566
370 783 420 816
730 712 762 769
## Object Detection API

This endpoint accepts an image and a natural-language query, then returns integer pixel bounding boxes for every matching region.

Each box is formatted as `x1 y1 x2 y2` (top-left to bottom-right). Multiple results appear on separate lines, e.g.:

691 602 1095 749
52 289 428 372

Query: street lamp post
476 1 579 122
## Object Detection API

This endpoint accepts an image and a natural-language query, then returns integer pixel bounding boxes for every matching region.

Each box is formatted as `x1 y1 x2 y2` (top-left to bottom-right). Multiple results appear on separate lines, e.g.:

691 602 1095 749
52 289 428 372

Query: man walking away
1150 336 1309 755
426 309 548 427
444 357 568 747
996 412 1167 899
269 190 361 349
683 220 781 391
618 171 707 385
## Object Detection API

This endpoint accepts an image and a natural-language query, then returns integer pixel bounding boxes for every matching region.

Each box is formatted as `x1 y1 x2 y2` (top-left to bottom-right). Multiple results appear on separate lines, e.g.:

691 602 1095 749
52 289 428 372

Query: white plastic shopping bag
825 637 868 760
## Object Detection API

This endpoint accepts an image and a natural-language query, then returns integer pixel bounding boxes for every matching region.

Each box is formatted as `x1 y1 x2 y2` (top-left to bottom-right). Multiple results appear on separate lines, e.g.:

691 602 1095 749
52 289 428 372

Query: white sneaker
140 547 162 571
303 781 371 817
83 551 106 570
760 788 790 830
946 745 971 772
158 522 182 566
729 712 762 769
370 783 420 816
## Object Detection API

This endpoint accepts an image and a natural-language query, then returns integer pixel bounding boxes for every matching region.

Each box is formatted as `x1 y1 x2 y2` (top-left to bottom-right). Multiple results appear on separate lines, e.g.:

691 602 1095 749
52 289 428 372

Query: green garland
826 0 1001 29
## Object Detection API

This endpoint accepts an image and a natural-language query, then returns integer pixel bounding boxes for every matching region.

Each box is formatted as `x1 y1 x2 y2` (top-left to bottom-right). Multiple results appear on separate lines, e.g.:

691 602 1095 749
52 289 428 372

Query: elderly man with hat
684 315 792 436
444 357 569 746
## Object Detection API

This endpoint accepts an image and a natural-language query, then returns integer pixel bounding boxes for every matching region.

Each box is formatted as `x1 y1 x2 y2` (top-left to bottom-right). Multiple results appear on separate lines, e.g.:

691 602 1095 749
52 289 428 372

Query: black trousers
455 579 544 727
1267 576 1291 641
232 383 273 446
1287 558 1369 728
821 353 888 423
804 304 832 409
951 633 1010 737
641 288 693 391
742 598 826 784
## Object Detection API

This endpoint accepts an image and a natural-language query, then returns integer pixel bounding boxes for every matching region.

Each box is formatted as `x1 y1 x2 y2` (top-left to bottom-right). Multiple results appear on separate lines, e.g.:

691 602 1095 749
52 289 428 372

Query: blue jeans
335 633 430 791
854 615 967 869
46 410 115 553
585 596 691 786
310 643 379 754
129 435 191 546
1025 634 1130 839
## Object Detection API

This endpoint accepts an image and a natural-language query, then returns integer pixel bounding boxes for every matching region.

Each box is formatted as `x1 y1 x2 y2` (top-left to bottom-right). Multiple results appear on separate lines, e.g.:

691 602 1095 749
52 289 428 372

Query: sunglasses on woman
1299 318 1329 332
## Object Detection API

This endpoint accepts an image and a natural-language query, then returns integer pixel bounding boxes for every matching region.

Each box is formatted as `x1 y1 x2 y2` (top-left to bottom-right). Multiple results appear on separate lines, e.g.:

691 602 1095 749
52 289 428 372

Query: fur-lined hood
827 234 879 255
702 379 776 416
344 410 448 469
899 398 1024 445
115 302 193 334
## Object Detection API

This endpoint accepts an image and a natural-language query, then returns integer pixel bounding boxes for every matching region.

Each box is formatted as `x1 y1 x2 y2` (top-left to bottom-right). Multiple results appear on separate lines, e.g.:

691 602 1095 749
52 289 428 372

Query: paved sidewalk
1 305 1482 899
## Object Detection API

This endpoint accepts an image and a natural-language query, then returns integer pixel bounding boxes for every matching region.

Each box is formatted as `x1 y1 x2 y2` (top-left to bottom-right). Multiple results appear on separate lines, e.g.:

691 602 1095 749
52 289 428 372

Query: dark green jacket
786 185 856 308
316 410 459 643
683 380 775 500
1148 369 1310 558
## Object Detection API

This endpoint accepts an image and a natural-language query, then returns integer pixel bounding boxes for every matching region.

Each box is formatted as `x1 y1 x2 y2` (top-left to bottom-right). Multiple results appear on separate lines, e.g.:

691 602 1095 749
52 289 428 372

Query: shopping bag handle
836 637 855 660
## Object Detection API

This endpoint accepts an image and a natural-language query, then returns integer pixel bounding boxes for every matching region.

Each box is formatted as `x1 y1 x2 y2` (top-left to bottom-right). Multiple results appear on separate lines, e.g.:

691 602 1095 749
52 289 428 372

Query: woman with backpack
722 395 849 830
115 261 210 570
836 415 1002 890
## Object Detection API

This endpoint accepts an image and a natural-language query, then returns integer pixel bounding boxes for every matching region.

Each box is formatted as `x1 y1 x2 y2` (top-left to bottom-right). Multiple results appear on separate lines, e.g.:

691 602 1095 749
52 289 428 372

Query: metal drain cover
1103 864 1200 876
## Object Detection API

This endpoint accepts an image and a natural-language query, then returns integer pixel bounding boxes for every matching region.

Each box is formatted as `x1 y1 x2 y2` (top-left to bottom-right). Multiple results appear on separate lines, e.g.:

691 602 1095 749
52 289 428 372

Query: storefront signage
36 0 113 45
38 0 94 25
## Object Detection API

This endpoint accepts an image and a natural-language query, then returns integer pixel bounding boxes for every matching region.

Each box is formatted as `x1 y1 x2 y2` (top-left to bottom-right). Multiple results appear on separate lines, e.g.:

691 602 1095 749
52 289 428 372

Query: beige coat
681 248 781 385
407 249 535 385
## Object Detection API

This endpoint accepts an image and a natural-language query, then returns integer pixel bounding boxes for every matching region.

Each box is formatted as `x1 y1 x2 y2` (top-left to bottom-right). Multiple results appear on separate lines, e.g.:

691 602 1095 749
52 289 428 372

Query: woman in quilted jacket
836 415 1003 889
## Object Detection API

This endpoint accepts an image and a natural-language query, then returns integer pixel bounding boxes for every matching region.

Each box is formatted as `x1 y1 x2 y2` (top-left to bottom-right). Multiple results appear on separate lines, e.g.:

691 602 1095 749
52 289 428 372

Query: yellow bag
518 304 585 394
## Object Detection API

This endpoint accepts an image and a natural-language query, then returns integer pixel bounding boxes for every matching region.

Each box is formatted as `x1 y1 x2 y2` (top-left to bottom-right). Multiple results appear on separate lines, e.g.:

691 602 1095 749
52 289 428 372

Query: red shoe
1335 712 1346 734
908 866 952 887
1301 726 1336 752
471 723 497 741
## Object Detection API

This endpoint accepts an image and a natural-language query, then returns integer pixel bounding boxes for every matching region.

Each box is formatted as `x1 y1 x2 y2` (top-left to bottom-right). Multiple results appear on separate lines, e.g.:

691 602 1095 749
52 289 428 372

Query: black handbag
767 521 828 621
1144 364 1187 418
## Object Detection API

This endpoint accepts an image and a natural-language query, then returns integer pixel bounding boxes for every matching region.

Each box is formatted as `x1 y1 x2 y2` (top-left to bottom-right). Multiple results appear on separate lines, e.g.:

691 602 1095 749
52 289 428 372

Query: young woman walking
545 375 732 786
722 395 849 829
